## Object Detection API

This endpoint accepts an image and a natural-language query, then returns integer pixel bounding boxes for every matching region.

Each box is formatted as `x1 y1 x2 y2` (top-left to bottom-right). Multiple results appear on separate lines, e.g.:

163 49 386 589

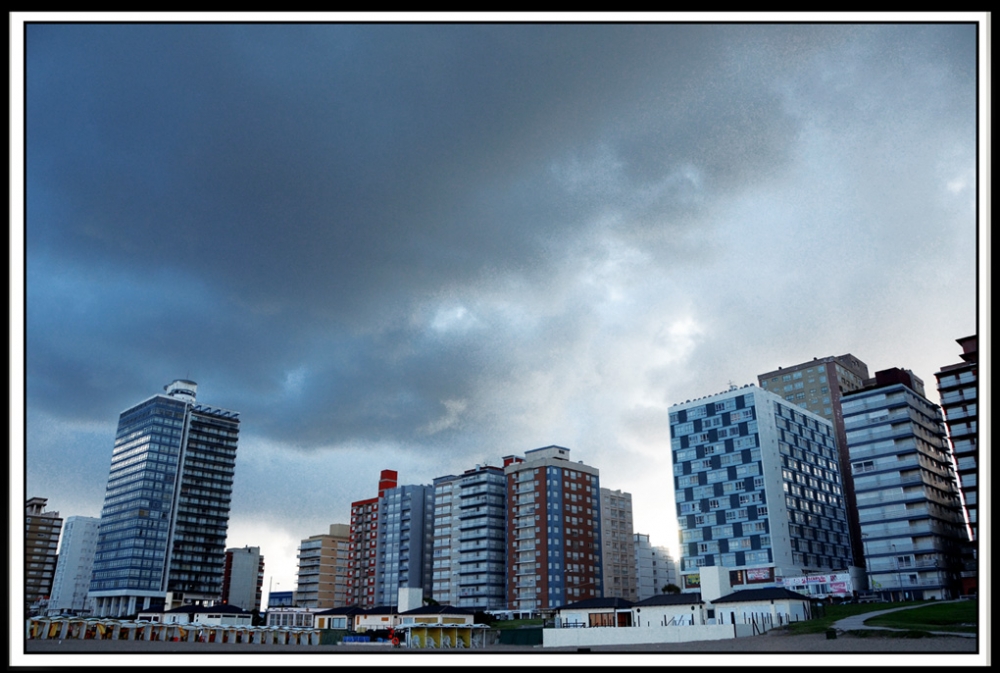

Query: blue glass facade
91 395 186 595
89 381 239 616
671 387 851 589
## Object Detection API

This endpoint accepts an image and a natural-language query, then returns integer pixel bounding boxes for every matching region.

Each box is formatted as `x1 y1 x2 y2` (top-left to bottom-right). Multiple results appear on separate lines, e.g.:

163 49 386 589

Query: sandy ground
21 629 980 656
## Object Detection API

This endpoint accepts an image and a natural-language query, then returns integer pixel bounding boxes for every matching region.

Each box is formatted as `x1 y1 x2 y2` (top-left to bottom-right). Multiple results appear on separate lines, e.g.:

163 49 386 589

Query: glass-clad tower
89 380 240 617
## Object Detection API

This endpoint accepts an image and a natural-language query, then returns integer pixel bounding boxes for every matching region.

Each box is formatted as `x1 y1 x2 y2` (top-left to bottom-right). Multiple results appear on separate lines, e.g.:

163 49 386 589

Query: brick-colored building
504 446 603 611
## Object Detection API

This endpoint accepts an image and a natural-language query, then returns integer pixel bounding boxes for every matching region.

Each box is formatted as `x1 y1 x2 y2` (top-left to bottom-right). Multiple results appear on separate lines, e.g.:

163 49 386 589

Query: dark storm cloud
25 22 978 463
26 23 811 445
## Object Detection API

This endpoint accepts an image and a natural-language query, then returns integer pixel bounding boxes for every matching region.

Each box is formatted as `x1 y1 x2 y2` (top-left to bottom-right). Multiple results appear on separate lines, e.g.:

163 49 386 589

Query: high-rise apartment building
293 525 350 609
48 515 100 616
504 446 603 611
348 470 397 608
633 533 678 600
222 546 265 612
758 355 869 568
843 368 966 601
376 483 435 607
599 488 636 601
934 335 978 543
25 497 63 616
89 380 240 617
431 465 507 610
670 385 853 593
347 471 435 608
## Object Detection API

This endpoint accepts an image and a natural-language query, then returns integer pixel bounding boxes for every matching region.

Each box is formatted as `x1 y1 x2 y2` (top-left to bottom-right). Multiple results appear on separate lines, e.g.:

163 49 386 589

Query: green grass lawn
785 599 978 636
865 600 977 634
489 618 544 630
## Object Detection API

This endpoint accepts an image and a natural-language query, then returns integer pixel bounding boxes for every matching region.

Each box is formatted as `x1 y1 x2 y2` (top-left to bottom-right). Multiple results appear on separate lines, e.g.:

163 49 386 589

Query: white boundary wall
543 624 756 648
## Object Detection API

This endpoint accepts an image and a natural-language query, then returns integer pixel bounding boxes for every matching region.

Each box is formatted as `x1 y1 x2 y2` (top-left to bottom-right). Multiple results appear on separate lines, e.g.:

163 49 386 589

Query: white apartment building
633 533 678 600
223 545 264 612
670 384 853 593
48 516 100 616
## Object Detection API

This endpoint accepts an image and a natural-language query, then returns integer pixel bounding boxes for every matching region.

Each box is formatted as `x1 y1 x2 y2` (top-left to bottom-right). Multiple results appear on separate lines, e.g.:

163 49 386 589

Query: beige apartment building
600 488 637 601
294 524 351 609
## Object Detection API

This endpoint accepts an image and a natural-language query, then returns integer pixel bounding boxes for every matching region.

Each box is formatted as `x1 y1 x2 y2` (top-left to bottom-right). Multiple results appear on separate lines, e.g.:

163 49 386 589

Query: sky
13 15 987 627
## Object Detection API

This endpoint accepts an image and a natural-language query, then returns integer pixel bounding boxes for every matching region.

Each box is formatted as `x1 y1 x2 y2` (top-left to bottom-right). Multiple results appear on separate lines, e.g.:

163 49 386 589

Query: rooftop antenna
728 380 737 391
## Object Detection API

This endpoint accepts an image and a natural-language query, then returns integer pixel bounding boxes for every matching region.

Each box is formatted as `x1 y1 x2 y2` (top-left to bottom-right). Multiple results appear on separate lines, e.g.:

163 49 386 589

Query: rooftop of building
163 604 250 614
712 587 810 604
632 592 703 607
555 597 634 611
314 606 366 616
668 383 758 409
399 605 476 616
756 354 869 379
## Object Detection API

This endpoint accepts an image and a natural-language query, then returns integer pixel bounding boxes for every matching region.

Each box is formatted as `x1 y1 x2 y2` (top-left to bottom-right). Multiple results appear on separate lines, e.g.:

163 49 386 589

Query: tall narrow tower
88 380 240 617
504 446 603 611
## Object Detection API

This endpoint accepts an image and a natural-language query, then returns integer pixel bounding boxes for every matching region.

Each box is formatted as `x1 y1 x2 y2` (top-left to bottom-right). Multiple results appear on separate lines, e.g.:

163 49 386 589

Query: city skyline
14 15 986 616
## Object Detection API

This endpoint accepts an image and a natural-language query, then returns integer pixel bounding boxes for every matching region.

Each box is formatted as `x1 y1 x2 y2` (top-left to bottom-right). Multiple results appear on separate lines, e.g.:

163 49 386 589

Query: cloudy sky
15 17 985 610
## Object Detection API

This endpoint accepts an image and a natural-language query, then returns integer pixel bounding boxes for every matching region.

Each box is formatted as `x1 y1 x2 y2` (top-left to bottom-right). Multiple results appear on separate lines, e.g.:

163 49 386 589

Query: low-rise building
139 603 253 626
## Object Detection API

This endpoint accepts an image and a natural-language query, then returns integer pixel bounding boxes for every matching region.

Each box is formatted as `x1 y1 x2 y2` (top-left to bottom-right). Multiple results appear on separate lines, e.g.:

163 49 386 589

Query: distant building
504 446 603 611
431 465 507 611
600 488 636 601
670 385 853 593
25 497 63 616
88 380 241 617
758 355 869 569
376 483 435 607
934 335 978 543
47 516 100 616
267 590 294 608
843 368 967 601
293 525 350 609
633 533 678 600
348 471 435 608
934 335 978 596
348 470 397 608
222 546 264 612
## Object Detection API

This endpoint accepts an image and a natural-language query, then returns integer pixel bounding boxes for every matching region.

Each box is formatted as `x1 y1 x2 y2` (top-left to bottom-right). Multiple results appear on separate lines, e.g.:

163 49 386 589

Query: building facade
843 368 967 601
347 470 397 608
89 380 241 617
758 354 870 568
431 465 507 610
670 385 853 593
25 497 63 616
47 515 100 616
633 533 678 600
504 446 603 611
375 484 435 607
934 335 978 543
222 545 264 612
293 525 350 609
599 488 636 601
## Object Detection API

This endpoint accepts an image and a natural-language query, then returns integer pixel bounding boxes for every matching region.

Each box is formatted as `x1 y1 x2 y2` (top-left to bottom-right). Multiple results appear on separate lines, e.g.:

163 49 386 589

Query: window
673 422 694 436
686 406 707 420
852 460 876 474
701 415 722 429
